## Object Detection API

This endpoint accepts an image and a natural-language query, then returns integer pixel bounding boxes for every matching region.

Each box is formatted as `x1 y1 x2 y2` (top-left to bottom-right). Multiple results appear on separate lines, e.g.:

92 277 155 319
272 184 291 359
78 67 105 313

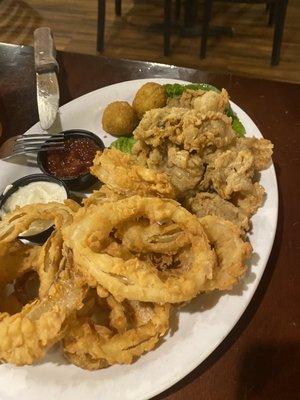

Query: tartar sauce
0 181 67 236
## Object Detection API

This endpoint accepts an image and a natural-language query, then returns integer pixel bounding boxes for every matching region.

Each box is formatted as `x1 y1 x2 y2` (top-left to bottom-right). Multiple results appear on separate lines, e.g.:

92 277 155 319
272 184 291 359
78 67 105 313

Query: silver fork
0 133 65 161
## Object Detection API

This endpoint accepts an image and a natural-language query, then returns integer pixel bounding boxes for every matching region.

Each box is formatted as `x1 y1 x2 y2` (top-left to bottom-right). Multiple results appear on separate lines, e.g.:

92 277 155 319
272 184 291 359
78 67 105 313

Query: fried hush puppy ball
132 82 167 119
102 101 139 136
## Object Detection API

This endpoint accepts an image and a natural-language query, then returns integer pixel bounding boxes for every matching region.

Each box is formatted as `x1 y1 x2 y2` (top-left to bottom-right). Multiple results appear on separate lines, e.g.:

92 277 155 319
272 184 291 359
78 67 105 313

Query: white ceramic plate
0 79 278 400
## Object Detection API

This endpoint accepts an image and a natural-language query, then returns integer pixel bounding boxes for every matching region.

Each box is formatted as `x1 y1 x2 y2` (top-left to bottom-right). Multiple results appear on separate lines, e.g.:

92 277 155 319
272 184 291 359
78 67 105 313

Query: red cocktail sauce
45 137 100 179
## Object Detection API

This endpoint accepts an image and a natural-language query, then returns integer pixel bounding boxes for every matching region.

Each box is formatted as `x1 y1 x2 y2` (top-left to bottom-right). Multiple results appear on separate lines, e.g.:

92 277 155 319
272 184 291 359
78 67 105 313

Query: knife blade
34 27 59 130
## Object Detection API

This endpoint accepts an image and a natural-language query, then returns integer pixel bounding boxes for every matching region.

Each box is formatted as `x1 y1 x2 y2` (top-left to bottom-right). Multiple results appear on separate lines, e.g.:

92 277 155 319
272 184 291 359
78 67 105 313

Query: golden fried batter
133 98 273 207
199 147 266 217
167 89 206 108
200 149 255 199
199 215 252 291
232 182 265 216
133 107 237 196
63 196 215 304
90 148 175 198
0 244 85 365
134 107 235 153
185 192 250 231
0 203 85 365
63 294 169 370
236 137 273 170
194 89 229 114
83 185 125 207
167 88 229 113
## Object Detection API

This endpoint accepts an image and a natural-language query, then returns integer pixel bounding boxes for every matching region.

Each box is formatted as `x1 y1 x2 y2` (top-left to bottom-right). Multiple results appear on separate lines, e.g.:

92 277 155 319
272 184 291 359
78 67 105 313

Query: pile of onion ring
0 151 251 370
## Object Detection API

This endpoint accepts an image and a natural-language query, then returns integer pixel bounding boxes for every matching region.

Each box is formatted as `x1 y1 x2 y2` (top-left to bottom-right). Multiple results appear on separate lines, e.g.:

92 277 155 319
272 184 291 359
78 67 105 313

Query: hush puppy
102 101 139 136
132 82 167 119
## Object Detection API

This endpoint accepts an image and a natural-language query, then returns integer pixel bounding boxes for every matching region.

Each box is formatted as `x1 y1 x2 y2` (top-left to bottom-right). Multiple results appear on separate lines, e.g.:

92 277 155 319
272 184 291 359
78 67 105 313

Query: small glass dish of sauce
0 174 69 244
37 130 104 190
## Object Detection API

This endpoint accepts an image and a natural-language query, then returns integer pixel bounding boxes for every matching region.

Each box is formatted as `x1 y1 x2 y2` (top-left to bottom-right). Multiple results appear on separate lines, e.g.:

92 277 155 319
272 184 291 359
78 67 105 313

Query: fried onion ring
83 185 125 207
35 231 64 297
63 196 215 303
0 201 78 243
0 202 86 365
63 292 170 370
199 215 252 291
0 258 85 365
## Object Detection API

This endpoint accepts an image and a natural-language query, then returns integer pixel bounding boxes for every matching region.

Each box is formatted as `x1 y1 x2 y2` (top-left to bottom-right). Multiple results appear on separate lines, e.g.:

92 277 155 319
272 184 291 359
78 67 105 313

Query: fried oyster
91 147 175 198
132 90 273 226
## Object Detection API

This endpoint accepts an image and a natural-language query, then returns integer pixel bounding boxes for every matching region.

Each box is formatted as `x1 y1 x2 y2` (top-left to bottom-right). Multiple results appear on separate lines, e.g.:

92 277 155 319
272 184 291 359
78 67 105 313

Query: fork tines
16 133 65 143
12 133 65 157
13 142 65 152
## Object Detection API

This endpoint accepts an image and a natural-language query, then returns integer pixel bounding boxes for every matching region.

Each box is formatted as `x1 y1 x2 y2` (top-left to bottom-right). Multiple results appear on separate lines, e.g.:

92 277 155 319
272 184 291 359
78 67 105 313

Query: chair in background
266 2 276 26
175 0 182 19
97 0 182 56
200 0 289 65
97 1 124 52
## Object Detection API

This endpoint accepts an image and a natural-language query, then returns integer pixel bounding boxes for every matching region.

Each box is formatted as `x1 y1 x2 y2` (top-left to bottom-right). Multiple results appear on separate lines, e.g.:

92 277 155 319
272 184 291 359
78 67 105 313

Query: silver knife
34 27 59 130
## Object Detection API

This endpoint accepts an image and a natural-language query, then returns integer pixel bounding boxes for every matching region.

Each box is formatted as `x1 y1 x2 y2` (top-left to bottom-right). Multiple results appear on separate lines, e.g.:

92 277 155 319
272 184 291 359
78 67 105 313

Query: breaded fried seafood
91 148 175 198
132 90 273 218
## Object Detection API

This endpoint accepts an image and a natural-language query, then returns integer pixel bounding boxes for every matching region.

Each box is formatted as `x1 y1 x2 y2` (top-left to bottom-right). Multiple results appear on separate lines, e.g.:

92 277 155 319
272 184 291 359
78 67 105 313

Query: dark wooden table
0 43 299 399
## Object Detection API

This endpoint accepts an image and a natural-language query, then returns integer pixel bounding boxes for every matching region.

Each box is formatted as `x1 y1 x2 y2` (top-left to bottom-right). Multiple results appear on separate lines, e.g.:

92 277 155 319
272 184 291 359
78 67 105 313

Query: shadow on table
236 343 299 399
153 163 283 400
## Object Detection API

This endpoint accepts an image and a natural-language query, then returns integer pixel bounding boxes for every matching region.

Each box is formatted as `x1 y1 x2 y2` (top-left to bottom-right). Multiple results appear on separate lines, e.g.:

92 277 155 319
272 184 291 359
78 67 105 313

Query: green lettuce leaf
110 135 136 153
226 107 246 137
163 83 245 137
164 83 219 98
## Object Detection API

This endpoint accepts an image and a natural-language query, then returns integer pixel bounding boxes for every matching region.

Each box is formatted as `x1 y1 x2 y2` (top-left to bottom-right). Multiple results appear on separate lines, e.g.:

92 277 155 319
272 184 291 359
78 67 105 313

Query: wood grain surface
0 0 299 83
0 44 299 399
